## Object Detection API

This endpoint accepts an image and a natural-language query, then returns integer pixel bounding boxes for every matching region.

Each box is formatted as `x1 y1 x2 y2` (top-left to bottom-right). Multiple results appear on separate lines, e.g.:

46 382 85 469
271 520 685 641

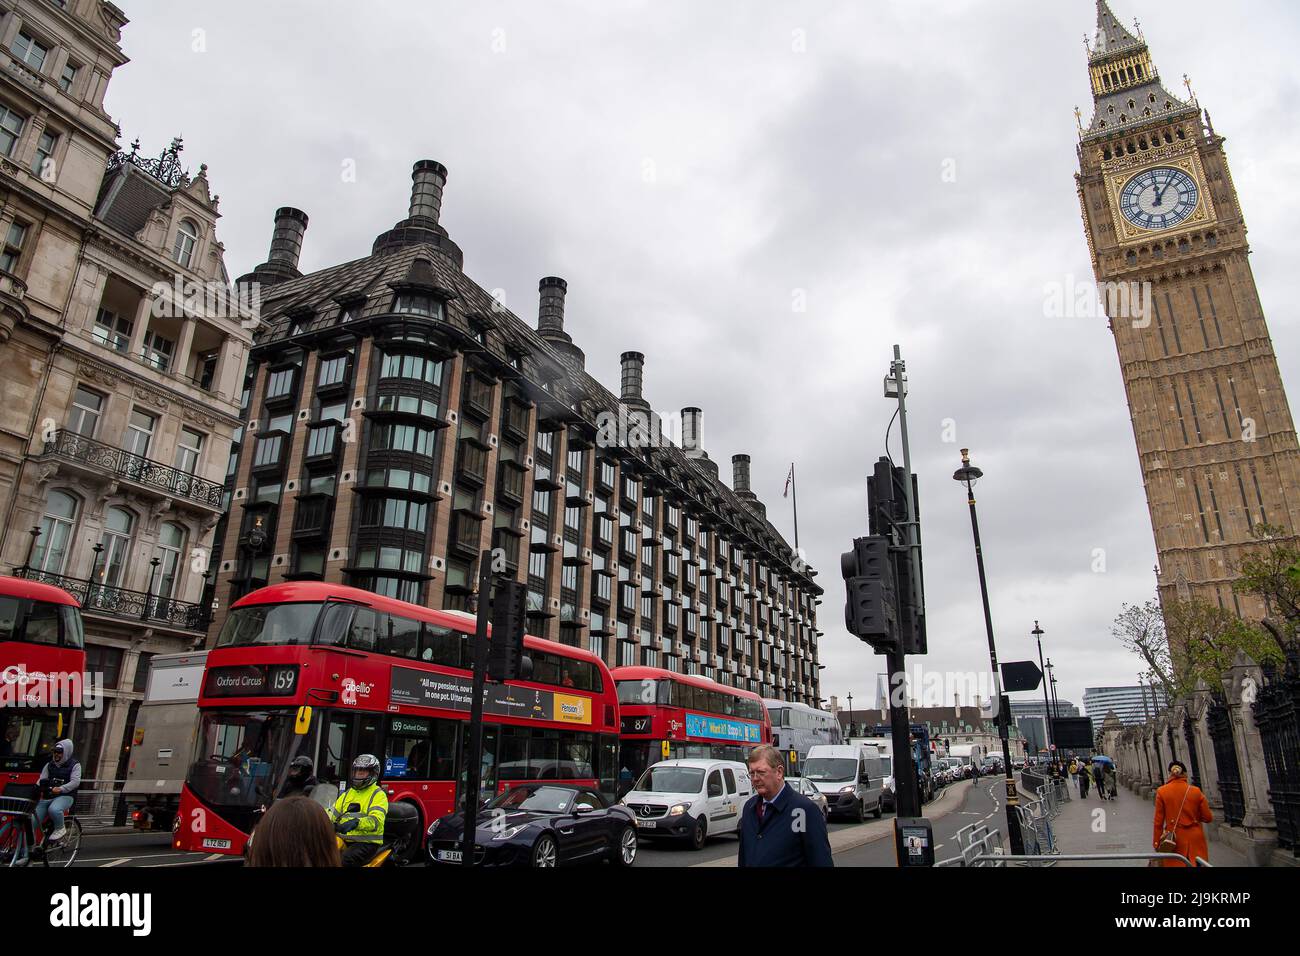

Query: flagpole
791 462 800 553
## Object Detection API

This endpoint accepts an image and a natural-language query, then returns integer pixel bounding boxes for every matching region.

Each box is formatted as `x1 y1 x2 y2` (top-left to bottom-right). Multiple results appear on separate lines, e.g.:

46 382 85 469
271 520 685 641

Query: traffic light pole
888 346 923 818
461 550 493 867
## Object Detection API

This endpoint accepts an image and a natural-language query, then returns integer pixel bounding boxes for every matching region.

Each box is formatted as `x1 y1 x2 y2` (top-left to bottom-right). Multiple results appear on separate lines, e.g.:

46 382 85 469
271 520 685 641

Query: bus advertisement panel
174 582 619 858
612 666 770 794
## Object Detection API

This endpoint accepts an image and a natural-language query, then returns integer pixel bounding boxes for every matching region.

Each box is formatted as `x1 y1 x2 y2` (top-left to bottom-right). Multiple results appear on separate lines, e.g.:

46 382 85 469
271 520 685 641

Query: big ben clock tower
1076 0 1300 616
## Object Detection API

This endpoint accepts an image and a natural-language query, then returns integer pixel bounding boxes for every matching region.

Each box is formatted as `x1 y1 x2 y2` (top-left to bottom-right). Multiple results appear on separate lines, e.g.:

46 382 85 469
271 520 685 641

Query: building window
11 33 49 72
172 219 198 268
32 490 78 574
0 220 28 271
379 351 442 385
174 427 204 474
252 434 283 468
124 409 157 459
266 368 296 400
67 386 104 438
393 293 440 317
155 523 186 599
30 130 56 178
99 507 136 587
92 308 133 352
360 498 428 532
317 354 350 388
84 644 125 692
141 330 175 372
59 62 78 94
355 546 423 574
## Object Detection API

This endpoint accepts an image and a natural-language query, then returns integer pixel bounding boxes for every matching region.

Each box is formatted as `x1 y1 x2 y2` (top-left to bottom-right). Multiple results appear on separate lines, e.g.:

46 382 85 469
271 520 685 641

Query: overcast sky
103 0 1300 715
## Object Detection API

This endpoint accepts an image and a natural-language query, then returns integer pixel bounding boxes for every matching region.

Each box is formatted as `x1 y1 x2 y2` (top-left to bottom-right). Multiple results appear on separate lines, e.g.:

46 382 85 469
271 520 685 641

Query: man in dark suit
738 744 833 867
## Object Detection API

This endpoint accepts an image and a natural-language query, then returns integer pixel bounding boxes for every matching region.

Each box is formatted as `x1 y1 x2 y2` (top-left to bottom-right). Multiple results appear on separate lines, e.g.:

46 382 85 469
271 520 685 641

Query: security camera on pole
840 345 933 867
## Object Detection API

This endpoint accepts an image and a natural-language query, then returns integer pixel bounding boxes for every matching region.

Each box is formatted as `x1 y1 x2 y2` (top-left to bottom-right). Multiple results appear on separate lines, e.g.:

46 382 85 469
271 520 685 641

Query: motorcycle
310 782 419 868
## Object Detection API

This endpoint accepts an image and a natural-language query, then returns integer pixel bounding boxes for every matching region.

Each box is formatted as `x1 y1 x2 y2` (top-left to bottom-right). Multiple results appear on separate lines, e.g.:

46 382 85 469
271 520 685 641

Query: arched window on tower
172 219 199 268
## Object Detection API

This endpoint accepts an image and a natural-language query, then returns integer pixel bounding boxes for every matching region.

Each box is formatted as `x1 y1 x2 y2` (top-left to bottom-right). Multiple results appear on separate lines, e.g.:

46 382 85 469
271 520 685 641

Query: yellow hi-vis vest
330 784 388 843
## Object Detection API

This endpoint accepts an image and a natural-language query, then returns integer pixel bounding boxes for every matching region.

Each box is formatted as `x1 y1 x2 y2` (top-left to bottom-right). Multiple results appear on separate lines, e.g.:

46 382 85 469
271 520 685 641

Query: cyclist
12 738 80 864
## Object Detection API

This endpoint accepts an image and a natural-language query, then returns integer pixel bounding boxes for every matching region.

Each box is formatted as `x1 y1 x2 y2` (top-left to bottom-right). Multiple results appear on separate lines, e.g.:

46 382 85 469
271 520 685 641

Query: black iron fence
41 429 224 509
1254 654 1300 857
15 568 209 632
1207 693 1246 827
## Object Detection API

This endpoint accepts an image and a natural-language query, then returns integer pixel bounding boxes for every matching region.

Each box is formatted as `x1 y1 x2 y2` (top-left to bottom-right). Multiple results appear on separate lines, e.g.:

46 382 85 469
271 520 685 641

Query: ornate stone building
0 1 249 780
211 160 823 705
1076 1 1300 615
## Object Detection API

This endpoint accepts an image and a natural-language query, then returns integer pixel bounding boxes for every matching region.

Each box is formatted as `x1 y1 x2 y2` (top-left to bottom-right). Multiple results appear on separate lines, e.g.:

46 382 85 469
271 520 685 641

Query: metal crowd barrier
937 821 1005 866
966 852 1213 867
69 779 129 829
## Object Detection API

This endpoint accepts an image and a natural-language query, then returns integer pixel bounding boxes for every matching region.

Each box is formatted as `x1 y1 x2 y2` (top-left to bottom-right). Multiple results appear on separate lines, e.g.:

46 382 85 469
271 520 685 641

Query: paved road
69 831 229 868
635 816 874 867
833 775 1007 866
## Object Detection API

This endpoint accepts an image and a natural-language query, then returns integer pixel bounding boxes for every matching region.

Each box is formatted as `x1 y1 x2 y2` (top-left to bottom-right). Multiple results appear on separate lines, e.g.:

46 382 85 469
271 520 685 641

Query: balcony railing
41 430 224 509
14 568 209 632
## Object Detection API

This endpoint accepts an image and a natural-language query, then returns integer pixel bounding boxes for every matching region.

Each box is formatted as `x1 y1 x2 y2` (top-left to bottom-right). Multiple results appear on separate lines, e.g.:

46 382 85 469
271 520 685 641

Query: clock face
1119 167 1200 231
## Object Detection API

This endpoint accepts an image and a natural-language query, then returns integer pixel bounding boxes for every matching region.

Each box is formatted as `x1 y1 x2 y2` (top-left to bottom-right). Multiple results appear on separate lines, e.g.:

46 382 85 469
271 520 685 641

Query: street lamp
952 448 1025 855
1031 621 1056 760
142 556 161 621
847 691 855 738
20 526 42 576
89 543 105 609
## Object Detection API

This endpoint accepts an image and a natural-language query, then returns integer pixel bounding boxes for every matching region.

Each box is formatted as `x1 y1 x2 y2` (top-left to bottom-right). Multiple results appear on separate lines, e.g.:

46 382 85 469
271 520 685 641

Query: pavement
691 777 978 867
1034 775 1248 867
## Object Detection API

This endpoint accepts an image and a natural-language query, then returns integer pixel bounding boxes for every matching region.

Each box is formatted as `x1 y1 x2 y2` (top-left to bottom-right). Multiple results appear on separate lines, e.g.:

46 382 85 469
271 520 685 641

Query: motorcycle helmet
351 754 380 790
287 755 314 784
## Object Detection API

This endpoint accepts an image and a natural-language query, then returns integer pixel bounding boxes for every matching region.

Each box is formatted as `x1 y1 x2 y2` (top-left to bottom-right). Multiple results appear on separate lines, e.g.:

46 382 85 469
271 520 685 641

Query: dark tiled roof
251 242 820 591
94 165 171 238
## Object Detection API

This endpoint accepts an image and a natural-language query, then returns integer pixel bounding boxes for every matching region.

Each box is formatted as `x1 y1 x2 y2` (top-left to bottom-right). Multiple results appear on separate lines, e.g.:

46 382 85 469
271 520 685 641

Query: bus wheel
531 834 557 868
689 818 707 851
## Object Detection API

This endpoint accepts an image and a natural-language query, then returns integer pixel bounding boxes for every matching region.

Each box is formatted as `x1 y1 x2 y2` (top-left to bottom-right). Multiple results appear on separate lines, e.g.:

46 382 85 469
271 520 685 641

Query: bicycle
0 794 83 867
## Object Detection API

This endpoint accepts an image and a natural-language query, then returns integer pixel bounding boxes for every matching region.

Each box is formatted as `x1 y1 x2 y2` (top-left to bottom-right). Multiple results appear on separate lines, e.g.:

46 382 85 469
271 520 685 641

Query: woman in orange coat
1152 760 1212 867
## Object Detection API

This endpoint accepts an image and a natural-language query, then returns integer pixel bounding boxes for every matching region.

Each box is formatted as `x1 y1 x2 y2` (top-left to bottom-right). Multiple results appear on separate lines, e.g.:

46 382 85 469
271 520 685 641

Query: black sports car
425 784 638 867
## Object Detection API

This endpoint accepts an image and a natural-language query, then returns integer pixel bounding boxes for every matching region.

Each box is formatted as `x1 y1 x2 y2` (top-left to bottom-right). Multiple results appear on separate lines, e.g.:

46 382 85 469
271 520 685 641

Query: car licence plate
636 819 657 828
201 838 231 850
436 849 462 862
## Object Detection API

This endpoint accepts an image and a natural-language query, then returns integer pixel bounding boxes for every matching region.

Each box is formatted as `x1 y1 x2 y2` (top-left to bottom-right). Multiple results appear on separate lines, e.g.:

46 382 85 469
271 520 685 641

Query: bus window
498 725 527 782
348 610 379 652
354 714 382 764
430 719 457 779
314 603 353 647
24 602 59 646
421 624 463 668
559 733 594 779
319 713 351 786
531 653 560 687
527 729 559 780
0 710 60 772
0 597 20 641
59 606 84 649
381 614 420 659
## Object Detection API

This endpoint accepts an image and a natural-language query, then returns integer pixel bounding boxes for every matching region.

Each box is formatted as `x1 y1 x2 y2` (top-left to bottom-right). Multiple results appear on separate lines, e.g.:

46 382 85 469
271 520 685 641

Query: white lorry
122 651 207 831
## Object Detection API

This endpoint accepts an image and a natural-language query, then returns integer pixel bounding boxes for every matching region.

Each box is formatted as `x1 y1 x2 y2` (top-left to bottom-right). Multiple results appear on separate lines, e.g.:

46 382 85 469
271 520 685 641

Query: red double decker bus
176 582 620 857
612 666 770 794
0 575 85 792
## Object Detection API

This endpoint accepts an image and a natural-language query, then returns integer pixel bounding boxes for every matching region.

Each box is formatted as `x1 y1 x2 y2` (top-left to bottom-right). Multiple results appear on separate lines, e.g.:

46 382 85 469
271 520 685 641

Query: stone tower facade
1075 1 1300 616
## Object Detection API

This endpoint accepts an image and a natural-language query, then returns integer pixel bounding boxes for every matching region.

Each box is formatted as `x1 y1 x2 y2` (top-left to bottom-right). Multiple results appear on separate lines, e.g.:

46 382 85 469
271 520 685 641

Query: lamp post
847 691 854 737
20 526 42 575
143 556 161 621
89 543 105 609
952 448 1025 855
1032 621 1055 760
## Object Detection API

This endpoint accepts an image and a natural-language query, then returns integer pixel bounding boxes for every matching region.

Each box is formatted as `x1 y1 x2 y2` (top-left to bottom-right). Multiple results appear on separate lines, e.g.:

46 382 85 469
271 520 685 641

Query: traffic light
867 457 926 655
488 577 528 681
841 535 897 653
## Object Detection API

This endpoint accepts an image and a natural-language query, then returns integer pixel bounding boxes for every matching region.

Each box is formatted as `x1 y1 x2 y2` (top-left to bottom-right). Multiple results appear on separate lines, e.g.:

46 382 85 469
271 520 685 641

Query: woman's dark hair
246 796 341 867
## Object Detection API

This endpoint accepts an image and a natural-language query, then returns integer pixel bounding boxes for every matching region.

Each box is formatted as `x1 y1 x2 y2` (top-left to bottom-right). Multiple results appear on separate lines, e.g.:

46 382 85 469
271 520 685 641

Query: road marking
79 851 199 862
204 853 226 861
98 858 130 867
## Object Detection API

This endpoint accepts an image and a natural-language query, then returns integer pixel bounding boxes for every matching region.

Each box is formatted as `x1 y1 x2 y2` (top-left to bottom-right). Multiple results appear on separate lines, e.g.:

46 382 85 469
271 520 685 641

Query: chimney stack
681 407 703 457
408 159 447 224
372 159 462 264
268 207 308 270
538 277 569 339
732 454 752 495
237 206 309 288
620 351 648 408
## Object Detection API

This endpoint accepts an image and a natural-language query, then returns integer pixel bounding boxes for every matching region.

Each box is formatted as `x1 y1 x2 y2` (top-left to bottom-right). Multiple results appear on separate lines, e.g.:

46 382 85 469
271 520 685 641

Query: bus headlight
668 804 689 816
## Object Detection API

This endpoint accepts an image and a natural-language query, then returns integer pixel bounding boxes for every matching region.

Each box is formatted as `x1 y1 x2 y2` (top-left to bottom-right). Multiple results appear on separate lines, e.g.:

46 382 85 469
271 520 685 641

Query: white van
803 744 884 822
620 758 753 850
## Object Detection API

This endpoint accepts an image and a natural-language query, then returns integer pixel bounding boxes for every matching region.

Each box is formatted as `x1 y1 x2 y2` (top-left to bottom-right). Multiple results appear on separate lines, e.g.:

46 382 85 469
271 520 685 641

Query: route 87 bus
175 582 619 858
611 666 770 795
1 575 86 793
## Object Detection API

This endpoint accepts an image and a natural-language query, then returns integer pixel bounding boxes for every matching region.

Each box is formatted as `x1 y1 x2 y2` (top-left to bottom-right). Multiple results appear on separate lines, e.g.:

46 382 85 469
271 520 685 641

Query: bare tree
1111 597 1176 699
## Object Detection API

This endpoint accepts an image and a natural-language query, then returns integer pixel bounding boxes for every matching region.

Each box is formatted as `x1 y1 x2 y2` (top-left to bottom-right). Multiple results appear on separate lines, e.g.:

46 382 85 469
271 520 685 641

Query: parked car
786 775 830 821
620 758 753 850
426 784 637 867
